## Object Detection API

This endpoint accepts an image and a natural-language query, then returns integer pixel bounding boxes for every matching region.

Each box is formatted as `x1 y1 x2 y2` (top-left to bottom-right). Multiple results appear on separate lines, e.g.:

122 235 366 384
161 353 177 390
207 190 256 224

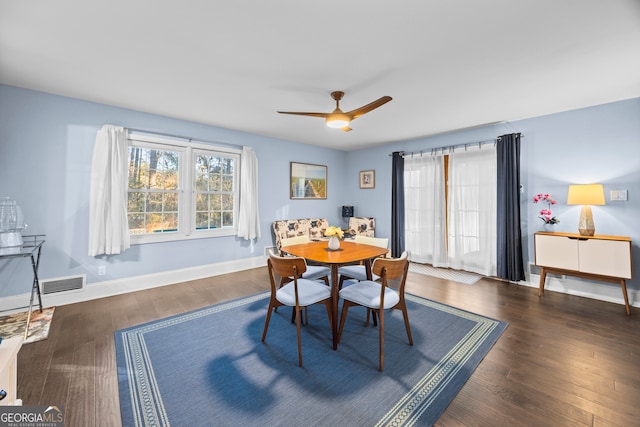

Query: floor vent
529 263 563 279
529 263 542 275
41 274 85 295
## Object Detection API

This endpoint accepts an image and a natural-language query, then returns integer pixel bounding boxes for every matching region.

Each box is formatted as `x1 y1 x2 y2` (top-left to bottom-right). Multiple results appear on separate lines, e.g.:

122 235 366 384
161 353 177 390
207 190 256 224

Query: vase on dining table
328 236 340 250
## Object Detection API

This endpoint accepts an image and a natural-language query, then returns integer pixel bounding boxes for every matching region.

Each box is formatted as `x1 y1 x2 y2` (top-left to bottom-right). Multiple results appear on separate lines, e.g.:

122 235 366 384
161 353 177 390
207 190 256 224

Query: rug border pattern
376 294 504 426
118 293 268 427
117 292 505 427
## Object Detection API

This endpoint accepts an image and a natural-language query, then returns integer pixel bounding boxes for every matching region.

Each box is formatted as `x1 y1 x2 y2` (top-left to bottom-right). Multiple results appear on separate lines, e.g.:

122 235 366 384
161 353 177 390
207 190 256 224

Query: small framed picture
359 170 375 189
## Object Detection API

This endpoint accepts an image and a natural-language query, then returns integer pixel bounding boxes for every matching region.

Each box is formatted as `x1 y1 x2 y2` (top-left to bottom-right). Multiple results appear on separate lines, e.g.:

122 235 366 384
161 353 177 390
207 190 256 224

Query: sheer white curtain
88 125 130 256
403 154 447 266
237 146 261 240
447 146 497 276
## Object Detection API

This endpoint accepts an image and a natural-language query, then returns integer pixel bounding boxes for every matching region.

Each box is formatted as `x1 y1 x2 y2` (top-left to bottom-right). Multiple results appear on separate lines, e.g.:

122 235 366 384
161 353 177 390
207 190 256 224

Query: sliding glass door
404 145 497 276
447 147 497 276
404 154 447 266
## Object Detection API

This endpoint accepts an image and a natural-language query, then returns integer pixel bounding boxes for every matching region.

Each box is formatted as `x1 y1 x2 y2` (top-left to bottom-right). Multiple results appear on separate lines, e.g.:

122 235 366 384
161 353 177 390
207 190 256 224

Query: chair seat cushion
302 265 331 281
339 281 399 309
277 279 331 306
338 265 380 282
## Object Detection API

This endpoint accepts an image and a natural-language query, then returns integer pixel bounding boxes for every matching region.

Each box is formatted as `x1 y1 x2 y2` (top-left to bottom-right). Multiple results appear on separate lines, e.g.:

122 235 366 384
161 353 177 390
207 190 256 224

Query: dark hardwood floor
17 267 640 426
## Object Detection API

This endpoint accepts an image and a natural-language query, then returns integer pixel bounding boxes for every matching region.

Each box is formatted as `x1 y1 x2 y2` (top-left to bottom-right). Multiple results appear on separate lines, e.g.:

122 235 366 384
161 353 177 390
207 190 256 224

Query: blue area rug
115 292 507 426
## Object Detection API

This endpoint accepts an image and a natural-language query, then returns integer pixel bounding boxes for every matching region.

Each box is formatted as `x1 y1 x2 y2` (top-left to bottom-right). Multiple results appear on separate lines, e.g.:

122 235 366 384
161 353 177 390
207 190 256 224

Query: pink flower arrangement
533 193 560 224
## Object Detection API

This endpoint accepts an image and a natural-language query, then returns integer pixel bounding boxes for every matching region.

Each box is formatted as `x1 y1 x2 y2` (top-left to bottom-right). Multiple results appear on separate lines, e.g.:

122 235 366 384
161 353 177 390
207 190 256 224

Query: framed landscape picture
360 170 375 189
290 162 327 199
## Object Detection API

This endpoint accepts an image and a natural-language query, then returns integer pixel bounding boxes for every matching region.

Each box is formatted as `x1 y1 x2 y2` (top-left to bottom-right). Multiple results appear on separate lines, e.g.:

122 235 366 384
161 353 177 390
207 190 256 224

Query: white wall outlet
610 190 628 201
98 265 106 276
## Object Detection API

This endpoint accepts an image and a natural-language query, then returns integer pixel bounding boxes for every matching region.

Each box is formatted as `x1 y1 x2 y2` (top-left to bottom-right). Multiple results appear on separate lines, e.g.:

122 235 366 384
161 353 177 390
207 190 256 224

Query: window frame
127 133 241 245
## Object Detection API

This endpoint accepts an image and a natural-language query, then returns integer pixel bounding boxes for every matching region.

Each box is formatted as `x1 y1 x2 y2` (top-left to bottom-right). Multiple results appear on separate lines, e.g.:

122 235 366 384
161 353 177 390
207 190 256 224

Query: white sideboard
534 232 633 315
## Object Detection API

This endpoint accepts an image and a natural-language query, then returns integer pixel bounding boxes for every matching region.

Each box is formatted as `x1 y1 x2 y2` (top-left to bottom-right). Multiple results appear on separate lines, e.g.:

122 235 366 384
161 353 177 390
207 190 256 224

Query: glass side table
0 234 45 339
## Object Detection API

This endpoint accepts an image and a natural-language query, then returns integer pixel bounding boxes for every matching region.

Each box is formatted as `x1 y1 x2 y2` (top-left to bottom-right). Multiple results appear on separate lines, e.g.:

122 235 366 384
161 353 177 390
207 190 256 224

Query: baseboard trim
0 256 267 313
523 273 639 310
2 258 635 314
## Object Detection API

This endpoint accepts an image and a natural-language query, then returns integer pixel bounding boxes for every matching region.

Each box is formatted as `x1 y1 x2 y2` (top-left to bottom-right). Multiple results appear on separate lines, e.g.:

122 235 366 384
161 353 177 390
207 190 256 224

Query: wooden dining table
281 240 389 350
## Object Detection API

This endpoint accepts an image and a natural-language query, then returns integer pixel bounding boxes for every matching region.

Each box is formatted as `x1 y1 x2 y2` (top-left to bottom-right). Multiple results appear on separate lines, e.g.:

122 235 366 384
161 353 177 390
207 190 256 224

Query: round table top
281 240 388 264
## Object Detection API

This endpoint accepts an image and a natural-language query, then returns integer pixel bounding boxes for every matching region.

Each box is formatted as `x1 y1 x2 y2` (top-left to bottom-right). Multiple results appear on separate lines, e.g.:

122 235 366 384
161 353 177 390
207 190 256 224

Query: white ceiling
1 1 639 151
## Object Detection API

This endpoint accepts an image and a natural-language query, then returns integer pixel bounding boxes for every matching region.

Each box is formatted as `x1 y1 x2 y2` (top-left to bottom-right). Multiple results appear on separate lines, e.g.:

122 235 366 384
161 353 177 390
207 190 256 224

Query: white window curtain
237 146 261 240
447 146 497 276
88 125 131 256
403 154 447 266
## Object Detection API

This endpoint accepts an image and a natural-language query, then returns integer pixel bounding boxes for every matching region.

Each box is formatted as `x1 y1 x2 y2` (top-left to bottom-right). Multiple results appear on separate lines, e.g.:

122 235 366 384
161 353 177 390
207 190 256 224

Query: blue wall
344 97 640 296
0 85 349 297
1 84 639 300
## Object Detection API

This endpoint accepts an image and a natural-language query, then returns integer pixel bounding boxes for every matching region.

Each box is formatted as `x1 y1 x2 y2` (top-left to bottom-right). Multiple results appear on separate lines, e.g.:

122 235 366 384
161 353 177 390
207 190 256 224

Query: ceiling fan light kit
325 114 350 128
278 91 392 132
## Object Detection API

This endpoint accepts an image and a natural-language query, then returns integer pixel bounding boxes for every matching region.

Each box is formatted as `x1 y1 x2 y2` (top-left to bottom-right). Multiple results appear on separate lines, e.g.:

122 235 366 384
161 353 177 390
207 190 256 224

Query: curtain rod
128 127 193 142
389 133 524 157
127 127 243 151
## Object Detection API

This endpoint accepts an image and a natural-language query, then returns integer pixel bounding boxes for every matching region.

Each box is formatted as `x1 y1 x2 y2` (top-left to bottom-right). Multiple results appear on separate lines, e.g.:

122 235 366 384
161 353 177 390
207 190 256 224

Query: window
127 134 240 243
193 150 236 231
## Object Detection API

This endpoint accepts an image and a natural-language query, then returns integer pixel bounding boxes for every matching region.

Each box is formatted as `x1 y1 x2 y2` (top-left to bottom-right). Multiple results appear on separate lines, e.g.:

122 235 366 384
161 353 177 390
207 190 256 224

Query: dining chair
337 235 389 289
280 235 330 286
337 251 412 371
262 252 333 367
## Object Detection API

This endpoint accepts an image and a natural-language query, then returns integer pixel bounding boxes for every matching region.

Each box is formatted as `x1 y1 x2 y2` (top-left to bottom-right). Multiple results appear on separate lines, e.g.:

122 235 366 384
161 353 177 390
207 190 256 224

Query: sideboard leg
538 268 547 297
620 280 631 315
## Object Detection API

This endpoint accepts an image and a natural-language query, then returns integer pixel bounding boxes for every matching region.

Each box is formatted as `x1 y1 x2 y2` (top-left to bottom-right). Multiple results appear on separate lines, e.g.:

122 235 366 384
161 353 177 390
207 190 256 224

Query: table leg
538 267 547 297
29 252 43 312
620 279 631 316
331 264 339 350
364 259 373 280
32 246 44 312
364 259 378 326
24 254 42 340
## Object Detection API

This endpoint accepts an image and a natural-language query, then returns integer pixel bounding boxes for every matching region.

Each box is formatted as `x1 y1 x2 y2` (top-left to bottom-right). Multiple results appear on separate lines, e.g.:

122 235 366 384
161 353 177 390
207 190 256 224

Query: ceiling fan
277 91 392 132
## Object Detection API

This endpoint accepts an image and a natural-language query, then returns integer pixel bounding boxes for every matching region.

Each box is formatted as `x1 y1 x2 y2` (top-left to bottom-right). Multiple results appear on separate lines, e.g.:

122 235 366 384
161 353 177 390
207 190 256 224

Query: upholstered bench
272 218 330 249
272 217 376 249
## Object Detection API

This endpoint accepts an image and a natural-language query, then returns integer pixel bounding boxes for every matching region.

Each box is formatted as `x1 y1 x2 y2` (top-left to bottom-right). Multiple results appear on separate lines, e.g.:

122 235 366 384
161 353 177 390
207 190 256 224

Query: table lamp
341 205 354 229
566 184 605 236
342 205 354 218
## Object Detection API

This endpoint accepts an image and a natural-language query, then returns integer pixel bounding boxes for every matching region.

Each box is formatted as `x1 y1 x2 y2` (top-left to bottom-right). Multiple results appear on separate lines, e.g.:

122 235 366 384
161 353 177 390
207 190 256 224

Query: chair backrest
280 235 311 247
372 251 409 285
268 252 307 281
354 235 388 249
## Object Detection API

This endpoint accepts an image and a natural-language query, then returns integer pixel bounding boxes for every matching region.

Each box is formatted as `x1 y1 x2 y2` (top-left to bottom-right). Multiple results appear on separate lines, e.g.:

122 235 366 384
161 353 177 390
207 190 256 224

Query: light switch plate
610 190 628 201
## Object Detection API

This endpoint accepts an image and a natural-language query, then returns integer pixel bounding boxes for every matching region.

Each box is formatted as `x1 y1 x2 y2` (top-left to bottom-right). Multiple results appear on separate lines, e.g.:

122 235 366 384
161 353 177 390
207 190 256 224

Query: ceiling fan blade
277 111 328 118
341 126 352 132
347 96 393 119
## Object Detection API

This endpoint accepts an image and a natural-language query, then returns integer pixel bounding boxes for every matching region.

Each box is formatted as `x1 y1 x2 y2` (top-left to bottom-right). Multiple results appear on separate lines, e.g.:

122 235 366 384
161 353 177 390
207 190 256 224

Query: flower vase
542 223 555 232
328 236 341 250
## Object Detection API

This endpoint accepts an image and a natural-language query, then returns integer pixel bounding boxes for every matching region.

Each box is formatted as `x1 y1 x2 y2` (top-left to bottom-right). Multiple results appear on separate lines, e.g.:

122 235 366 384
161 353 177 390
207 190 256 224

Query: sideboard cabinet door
578 238 632 279
534 234 579 270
